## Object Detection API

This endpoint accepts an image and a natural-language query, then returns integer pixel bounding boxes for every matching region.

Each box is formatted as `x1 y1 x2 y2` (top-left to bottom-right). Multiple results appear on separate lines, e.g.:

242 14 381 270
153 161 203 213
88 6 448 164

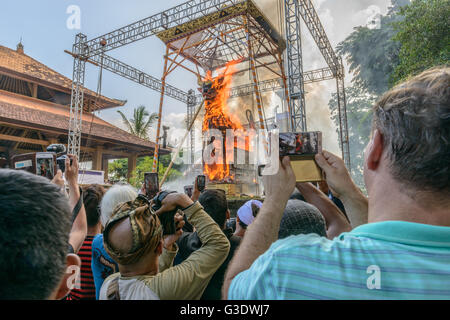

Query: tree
107 158 128 182
108 155 183 187
128 156 183 189
391 0 450 84
117 106 158 140
336 1 409 96
329 2 410 191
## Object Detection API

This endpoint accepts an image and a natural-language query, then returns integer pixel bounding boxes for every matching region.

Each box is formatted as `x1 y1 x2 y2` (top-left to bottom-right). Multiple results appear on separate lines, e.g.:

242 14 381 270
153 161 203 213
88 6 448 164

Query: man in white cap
233 200 262 238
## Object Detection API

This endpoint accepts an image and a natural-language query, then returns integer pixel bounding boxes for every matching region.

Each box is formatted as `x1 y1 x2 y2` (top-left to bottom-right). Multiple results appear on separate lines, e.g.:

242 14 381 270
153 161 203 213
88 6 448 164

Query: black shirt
175 227 241 300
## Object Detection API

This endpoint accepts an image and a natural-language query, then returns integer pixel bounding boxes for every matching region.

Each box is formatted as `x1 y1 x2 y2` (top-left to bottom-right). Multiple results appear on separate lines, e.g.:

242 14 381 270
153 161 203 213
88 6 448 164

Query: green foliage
108 158 128 182
129 156 183 189
117 105 158 140
337 6 405 96
391 0 450 84
108 155 183 188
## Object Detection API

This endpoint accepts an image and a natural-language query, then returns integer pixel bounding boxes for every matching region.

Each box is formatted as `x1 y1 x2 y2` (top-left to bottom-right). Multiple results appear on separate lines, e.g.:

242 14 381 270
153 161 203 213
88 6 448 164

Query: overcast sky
0 0 392 153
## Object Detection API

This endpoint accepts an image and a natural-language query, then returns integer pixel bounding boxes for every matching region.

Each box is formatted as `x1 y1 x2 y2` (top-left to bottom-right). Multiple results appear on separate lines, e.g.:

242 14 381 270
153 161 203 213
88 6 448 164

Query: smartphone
279 132 321 156
144 172 159 198
11 152 56 180
197 175 206 192
184 185 193 198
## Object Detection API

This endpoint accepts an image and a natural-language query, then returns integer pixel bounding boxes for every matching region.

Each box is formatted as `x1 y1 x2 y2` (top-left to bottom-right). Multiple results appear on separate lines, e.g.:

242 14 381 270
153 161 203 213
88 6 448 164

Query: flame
202 60 246 182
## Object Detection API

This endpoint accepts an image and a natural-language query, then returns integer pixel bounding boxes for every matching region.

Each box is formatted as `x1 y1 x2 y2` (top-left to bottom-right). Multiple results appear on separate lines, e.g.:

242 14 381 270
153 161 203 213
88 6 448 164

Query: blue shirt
91 234 119 300
228 221 450 300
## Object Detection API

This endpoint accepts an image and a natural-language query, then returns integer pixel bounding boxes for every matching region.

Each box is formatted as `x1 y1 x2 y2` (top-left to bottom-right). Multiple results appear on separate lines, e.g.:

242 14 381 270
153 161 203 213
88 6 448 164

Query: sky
0 0 392 154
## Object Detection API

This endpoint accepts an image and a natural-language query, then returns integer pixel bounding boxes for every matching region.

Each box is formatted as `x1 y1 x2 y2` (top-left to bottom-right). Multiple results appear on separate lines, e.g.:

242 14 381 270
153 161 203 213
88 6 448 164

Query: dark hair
372 67 450 199
0 169 71 299
278 200 327 239
83 184 105 227
198 189 228 228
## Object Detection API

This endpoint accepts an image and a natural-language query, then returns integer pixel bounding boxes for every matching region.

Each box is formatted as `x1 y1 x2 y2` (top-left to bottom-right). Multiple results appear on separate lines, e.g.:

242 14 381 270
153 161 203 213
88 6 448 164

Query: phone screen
197 175 206 192
36 153 55 180
279 132 321 156
145 172 159 198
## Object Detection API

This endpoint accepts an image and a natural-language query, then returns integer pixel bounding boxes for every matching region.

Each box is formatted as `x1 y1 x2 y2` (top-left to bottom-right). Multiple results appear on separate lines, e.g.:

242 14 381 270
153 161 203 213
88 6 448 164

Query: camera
48 144 72 173
151 191 182 235
10 144 69 179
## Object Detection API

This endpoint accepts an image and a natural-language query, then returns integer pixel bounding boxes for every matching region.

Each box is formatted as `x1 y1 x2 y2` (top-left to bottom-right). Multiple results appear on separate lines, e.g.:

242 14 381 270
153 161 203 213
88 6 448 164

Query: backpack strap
106 276 120 300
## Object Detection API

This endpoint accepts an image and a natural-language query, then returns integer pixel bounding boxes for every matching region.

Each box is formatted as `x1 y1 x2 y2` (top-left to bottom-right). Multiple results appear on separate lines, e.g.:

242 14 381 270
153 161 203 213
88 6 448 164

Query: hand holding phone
145 172 159 199
196 175 206 192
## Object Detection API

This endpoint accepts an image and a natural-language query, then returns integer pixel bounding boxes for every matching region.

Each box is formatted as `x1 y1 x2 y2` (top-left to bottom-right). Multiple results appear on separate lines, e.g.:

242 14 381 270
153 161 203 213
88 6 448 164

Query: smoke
304 82 341 155
251 0 341 153
164 0 345 156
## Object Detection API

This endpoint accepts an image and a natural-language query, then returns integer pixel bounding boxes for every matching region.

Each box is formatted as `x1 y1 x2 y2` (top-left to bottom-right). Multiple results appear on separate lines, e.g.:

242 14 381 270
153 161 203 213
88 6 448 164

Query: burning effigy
199 60 245 183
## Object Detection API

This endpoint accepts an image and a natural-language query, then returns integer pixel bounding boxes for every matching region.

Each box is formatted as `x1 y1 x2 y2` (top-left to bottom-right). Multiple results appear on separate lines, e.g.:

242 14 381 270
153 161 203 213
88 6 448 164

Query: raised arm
222 156 296 299
315 151 368 227
65 155 87 253
153 193 230 300
295 182 352 239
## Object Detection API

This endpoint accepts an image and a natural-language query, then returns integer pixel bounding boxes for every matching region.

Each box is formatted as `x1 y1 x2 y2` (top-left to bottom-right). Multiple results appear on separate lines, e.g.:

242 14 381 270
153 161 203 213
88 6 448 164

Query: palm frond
117 110 136 135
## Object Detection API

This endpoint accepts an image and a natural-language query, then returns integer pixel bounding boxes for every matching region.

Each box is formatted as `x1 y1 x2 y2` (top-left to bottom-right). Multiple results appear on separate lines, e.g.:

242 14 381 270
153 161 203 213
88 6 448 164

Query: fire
201 60 246 182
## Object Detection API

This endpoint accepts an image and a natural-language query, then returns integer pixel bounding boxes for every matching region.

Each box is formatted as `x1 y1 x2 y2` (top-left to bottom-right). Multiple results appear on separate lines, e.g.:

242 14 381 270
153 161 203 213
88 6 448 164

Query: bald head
107 217 133 255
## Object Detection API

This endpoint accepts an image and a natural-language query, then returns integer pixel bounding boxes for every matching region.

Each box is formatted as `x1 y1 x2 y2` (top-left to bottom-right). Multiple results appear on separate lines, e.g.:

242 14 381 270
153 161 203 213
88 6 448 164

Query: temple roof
0 89 168 154
0 44 126 111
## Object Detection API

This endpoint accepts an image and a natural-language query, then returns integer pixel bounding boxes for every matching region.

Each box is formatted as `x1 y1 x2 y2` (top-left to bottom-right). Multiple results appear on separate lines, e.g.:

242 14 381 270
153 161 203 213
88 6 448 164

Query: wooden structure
0 43 170 181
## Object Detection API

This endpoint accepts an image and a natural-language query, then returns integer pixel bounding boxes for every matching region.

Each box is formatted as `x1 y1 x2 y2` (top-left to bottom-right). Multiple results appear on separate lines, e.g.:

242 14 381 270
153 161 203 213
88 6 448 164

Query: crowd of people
0 66 448 300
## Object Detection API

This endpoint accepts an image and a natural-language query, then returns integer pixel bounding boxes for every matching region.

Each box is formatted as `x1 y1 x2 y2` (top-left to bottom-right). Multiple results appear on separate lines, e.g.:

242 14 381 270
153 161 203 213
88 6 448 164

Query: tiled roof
0 44 125 110
0 90 167 152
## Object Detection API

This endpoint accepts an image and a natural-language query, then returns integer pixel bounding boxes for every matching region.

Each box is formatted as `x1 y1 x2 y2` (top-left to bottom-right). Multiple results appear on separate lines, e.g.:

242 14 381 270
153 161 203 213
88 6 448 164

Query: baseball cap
278 199 327 239
237 199 262 226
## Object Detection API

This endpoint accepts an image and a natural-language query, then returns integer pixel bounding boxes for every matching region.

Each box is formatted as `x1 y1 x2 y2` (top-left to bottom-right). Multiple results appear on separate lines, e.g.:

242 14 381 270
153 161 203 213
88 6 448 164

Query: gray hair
100 184 137 227
278 200 327 239
373 66 450 199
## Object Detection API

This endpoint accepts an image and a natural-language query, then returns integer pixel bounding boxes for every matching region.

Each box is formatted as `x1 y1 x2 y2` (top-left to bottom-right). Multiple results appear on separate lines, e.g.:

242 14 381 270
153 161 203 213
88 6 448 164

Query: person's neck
119 258 159 278
87 223 102 236
367 173 450 227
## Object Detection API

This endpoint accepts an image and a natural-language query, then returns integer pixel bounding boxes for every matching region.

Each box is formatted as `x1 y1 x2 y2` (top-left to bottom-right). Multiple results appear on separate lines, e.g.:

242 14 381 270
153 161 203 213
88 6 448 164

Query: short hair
83 184 105 228
198 189 228 228
372 67 450 199
278 200 327 239
100 184 137 227
0 169 71 299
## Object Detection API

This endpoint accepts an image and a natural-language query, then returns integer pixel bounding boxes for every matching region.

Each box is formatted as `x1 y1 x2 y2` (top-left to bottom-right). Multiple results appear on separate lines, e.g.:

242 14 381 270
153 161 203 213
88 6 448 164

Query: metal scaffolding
67 0 351 170
68 34 87 159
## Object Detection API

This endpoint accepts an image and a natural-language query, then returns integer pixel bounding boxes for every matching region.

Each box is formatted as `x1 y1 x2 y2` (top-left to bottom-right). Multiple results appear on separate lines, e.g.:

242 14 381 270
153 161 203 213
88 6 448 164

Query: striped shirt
67 235 96 300
228 221 450 300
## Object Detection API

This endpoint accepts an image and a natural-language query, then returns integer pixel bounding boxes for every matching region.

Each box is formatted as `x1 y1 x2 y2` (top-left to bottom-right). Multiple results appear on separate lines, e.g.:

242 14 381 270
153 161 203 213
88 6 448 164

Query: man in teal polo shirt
223 67 450 300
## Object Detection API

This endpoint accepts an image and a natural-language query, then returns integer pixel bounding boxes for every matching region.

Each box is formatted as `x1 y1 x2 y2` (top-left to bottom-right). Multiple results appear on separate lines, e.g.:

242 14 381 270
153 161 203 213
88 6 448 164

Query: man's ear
366 129 384 171
54 253 81 300
155 239 163 256
226 209 230 220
